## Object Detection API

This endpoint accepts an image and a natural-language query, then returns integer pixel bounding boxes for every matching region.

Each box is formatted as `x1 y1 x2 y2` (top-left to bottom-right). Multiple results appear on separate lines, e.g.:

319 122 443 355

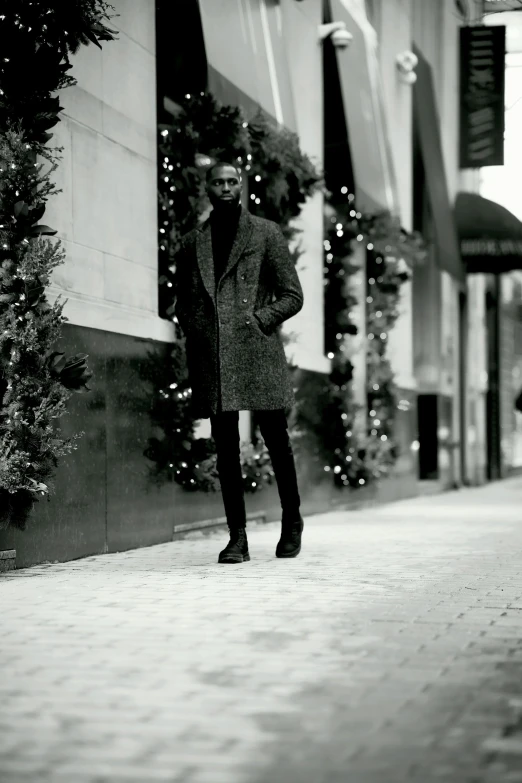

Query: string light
157 96 410 492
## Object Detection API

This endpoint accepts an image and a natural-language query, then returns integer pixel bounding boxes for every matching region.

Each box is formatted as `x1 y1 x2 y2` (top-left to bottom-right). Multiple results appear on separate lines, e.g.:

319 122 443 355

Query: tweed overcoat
174 209 304 419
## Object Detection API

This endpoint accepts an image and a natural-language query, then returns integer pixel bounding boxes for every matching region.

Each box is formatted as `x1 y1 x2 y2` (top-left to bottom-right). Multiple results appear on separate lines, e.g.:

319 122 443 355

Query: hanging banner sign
459 25 505 169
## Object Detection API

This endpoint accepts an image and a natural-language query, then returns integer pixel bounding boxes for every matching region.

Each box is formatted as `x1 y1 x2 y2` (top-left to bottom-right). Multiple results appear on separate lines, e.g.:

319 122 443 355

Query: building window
155 0 209 320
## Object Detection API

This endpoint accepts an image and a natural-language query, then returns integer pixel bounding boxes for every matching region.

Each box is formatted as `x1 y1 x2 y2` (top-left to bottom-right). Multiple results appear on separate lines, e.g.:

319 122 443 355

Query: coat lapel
223 209 253 285
196 209 253 302
196 221 214 302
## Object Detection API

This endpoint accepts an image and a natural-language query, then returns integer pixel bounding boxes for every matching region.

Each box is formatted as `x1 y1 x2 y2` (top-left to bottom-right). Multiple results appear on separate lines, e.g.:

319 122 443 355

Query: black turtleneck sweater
210 203 241 292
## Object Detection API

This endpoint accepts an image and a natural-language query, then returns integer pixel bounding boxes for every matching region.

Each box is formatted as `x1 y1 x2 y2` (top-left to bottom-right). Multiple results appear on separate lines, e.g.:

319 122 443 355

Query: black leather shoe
218 527 250 564
275 514 304 558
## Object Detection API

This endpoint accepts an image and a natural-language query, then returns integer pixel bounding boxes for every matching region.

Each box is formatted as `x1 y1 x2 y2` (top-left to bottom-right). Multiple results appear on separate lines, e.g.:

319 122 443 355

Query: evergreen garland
148 93 250 491
150 91 427 496
146 91 321 493
362 211 425 478
294 198 426 489
158 93 251 322
247 113 321 248
0 2 117 529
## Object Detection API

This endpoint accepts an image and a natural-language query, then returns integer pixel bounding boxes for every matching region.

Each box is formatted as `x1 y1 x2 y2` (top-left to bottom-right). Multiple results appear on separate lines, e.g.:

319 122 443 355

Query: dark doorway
155 0 209 320
322 0 357 359
412 99 439 482
155 0 208 120
322 6 355 201
459 290 468 484
417 394 439 479
486 275 501 480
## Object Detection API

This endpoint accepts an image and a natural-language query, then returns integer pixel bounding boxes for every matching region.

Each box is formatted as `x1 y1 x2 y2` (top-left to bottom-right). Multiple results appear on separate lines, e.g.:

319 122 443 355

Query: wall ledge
47 287 175 343
0 549 16 573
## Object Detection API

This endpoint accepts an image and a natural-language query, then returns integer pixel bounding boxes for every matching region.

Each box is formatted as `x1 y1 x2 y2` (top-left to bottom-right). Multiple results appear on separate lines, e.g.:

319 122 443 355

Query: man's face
206 165 242 208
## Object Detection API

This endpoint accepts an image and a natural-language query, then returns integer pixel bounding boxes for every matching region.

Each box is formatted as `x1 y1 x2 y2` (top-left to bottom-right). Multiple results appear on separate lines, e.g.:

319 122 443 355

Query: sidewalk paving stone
1 477 522 782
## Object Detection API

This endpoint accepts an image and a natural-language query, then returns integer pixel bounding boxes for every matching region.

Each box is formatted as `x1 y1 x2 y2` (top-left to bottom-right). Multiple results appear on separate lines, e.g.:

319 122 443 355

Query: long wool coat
174 209 304 419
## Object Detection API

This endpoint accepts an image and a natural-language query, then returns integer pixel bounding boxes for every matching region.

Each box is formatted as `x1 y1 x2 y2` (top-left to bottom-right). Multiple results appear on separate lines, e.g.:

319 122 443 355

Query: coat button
243 298 247 303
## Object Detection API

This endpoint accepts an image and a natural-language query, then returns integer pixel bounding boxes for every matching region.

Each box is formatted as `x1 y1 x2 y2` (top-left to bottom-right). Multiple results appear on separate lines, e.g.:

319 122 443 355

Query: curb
0 549 16 573
172 511 267 540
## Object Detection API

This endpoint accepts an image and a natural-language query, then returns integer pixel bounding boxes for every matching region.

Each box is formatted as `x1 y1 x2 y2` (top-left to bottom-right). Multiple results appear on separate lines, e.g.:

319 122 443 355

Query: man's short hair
205 160 242 182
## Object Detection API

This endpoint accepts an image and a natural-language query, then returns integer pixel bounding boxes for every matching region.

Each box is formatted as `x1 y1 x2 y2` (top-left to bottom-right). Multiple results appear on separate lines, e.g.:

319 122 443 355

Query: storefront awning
455 191 522 274
329 0 396 213
413 47 465 285
197 0 297 130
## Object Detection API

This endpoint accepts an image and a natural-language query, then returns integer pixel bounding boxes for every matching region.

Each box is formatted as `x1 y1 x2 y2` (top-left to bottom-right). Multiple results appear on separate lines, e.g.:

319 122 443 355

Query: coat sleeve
253 223 304 335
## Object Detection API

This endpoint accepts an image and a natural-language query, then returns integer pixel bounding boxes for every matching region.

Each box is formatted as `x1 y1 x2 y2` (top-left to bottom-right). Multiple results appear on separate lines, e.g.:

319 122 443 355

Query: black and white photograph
1 1 522 781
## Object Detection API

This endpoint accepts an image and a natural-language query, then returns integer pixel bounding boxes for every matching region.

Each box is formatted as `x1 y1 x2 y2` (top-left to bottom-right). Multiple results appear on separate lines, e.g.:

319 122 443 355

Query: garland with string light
293 200 371 488
143 91 321 493
294 197 390 488
246 111 321 474
157 92 251 320
361 211 426 478
150 91 425 493
294 197 426 488
247 114 321 249
0 2 117 530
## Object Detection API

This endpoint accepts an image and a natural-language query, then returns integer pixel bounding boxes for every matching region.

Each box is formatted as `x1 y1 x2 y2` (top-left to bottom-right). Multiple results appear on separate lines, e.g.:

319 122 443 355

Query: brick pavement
1 477 522 783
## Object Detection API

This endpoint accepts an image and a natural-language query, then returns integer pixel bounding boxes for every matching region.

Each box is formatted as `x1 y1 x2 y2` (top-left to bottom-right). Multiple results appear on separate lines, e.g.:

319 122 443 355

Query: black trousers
209 409 301 530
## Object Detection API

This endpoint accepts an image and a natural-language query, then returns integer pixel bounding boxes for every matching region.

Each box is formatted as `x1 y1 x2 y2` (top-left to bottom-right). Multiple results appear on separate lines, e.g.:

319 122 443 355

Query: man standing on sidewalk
174 161 304 564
